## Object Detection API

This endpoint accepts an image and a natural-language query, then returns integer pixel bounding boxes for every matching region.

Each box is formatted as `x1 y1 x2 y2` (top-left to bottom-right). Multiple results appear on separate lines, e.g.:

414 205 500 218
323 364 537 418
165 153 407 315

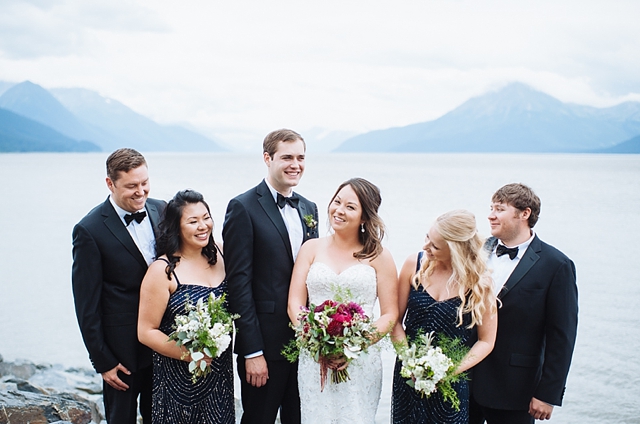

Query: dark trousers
238 357 301 424
469 394 534 424
103 365 152 424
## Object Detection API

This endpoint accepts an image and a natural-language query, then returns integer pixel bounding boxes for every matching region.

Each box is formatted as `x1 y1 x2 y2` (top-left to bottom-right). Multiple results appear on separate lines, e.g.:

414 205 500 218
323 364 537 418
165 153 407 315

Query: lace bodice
298 261 382 424
305 262 378 316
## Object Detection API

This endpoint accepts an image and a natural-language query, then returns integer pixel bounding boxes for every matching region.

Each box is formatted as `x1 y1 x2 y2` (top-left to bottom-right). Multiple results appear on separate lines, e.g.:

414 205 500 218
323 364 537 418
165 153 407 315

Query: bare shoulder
145 257 171 281
370 247 397 272
300 237 322 253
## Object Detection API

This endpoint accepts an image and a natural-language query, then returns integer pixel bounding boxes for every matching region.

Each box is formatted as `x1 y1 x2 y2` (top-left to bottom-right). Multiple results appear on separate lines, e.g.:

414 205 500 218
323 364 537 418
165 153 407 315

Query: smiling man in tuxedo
223 129 318 424
72 148 166 423
470 183 578 424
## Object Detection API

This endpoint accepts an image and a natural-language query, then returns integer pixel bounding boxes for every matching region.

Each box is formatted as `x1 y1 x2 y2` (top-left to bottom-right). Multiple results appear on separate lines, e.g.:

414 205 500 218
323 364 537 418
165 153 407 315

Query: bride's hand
326 354 348 371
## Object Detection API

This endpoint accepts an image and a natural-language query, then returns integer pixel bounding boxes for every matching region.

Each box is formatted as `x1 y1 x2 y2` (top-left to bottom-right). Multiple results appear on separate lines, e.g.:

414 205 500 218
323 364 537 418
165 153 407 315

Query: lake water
0 152 638 423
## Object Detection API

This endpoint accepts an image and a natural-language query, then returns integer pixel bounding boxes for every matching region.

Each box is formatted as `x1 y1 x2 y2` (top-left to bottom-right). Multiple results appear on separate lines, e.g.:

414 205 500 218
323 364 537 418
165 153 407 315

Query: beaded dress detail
392 252 474 424
152 262 234 424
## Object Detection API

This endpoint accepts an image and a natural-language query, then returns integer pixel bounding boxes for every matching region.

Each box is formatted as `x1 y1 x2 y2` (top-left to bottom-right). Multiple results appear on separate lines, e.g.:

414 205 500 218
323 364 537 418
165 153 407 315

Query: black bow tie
496 244 519 260
276 193 299 209
124 211 147 226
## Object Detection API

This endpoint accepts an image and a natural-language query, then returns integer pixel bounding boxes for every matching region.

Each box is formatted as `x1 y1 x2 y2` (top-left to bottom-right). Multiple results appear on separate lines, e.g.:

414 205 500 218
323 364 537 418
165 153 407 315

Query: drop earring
360 223 365 233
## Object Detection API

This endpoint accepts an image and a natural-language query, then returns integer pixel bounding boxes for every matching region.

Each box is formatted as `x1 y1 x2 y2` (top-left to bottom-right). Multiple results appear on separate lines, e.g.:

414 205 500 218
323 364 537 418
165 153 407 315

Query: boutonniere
303 214 317 230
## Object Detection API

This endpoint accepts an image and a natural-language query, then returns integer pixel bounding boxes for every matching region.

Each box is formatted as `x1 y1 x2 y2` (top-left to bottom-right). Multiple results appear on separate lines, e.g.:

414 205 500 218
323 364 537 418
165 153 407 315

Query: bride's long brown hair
328 178 385 261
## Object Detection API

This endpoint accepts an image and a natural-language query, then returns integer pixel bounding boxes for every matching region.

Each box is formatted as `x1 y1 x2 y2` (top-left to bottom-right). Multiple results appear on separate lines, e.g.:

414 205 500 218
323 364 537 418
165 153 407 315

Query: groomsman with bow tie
72 148 166 423
470 183 578 424
223 129 318 424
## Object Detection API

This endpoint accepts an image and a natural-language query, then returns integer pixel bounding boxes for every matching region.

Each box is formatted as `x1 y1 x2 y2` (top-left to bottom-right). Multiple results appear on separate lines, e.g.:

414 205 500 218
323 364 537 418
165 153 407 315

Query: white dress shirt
488 231 535 294
265 179 304 261
109 196 156 266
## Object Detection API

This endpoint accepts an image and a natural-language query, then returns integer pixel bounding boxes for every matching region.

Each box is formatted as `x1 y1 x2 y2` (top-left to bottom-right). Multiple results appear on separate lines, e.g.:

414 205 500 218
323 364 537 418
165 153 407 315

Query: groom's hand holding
529 397 553 420
101 363 131 391
246 355 269 387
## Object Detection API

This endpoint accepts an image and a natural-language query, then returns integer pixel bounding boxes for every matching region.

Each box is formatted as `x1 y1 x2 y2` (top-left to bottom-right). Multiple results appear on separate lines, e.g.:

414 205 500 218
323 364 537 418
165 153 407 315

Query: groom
223 129 319 424
470 183 578 424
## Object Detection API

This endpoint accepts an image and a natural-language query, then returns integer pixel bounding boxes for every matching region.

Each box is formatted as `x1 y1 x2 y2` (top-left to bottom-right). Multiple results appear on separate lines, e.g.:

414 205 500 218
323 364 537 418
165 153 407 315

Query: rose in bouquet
395 331 469 411
169 292 239 383
283 299 377 391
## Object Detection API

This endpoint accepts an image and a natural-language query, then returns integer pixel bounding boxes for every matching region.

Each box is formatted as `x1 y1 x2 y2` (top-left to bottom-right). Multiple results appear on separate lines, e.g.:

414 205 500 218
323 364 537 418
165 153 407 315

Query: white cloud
1 0 639 149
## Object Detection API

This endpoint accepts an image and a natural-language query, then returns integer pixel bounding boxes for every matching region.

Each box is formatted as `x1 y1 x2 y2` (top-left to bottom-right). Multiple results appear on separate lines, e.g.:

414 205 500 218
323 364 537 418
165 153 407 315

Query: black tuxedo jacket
72 197 166 374
223 180 318 360
471 235 578 410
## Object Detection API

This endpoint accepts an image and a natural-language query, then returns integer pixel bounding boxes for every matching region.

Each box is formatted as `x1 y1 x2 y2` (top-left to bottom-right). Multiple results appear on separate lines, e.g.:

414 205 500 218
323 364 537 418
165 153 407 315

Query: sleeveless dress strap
156 257 182 286
416 251 424 272
215 243 224 260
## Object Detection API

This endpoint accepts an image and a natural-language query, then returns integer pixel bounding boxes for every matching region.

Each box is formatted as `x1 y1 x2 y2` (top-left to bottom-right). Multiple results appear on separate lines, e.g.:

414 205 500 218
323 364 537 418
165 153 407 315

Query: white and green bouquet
395 331 469 411
169 292 239 383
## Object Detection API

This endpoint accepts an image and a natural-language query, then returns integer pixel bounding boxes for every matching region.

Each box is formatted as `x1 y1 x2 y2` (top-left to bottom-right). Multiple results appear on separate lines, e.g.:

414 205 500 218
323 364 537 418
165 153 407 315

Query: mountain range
2 80 639 153
335 83 640 153
0 81 226 153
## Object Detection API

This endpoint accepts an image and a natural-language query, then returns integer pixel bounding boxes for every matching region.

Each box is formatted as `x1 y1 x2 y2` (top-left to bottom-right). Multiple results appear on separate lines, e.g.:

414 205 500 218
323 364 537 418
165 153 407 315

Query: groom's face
106 165 150 213
264 139 306 194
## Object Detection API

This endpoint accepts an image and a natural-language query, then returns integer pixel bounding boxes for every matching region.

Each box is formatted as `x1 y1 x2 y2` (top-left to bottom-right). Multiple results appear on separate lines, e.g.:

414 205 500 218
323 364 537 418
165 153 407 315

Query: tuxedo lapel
498 235 541 300
101 199 148 269
146 201 162 237
256 182 294 261
296 200 313 242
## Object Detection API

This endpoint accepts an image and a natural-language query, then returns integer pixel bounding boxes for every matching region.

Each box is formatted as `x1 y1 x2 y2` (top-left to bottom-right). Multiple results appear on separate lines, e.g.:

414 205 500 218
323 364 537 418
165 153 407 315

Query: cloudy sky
1 0 639 150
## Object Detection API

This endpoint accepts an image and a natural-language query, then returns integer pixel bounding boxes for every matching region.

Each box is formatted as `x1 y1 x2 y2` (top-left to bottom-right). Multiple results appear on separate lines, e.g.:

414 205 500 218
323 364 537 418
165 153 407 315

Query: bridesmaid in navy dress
138 190 234 424
391 210 498 424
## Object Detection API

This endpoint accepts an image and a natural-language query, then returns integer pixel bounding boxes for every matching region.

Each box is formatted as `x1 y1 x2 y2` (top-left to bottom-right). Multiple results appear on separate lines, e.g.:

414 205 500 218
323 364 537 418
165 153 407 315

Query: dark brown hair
329 177 385 260
492 183 541 228
263 129 305 158
106 148 147 181
156 190 217 279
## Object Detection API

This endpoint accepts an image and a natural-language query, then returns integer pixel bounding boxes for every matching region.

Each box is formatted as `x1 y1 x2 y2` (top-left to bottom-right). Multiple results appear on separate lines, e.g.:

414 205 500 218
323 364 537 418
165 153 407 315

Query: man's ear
106 177 115 193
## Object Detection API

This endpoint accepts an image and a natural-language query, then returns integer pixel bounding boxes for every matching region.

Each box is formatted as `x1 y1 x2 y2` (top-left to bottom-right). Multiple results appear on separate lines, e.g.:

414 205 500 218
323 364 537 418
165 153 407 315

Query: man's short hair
492 183 541 228
263 129 305 158
106 148 147 182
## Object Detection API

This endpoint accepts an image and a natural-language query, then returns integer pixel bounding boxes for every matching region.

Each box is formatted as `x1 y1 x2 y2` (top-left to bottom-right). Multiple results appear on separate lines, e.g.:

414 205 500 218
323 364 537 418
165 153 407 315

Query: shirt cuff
245 350 263 359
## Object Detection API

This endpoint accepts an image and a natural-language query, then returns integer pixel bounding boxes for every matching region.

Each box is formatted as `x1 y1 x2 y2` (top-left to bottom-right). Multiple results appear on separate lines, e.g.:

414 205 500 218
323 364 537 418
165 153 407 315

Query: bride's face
328 185 363 233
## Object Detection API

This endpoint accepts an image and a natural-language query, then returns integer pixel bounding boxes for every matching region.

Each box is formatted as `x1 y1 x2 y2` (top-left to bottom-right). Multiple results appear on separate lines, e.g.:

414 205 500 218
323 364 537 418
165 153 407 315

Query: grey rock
0 359 37 380
0 390 92 424
3 377 47 394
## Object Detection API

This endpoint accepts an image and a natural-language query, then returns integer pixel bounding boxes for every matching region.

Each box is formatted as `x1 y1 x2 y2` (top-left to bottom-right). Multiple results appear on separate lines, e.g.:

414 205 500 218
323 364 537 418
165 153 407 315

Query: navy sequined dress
152 267 234 424
392 253 474 424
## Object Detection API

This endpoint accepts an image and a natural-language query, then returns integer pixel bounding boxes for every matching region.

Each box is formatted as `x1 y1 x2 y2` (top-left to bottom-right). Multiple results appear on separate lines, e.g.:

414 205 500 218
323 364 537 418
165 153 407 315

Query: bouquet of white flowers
395 331 468 411
169 292 239 383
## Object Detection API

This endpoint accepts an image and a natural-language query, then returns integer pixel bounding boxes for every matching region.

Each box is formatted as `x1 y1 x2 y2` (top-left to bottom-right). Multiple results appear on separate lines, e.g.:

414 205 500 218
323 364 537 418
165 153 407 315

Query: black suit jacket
72 197 166 374
471 235 578 410
223 180 318 361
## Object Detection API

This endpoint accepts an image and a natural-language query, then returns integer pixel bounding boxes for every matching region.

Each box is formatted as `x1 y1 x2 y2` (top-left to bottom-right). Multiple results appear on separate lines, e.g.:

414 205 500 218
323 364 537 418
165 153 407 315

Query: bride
288 177 398 424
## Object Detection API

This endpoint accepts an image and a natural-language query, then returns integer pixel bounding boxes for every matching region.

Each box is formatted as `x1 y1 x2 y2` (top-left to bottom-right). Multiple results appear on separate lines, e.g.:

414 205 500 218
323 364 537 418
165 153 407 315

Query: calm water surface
0 152 638 423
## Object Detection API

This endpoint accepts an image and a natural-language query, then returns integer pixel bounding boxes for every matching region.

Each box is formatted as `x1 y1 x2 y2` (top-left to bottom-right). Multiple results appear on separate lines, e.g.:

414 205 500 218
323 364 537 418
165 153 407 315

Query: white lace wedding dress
298 262 382 424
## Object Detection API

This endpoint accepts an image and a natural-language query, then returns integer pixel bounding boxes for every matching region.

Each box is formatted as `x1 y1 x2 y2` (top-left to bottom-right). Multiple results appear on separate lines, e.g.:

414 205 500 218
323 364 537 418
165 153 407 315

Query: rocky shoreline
0 353 103 424
0 353 252 424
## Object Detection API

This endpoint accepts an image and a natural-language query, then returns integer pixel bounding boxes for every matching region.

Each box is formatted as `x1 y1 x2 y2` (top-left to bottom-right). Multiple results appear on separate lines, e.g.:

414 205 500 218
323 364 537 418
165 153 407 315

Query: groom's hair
106 148 147 182
263 129 305 158
492 183 541 228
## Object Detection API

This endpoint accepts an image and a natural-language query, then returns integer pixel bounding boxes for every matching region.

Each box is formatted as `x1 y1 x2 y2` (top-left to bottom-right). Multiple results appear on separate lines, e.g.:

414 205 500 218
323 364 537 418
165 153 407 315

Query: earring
360 223 365 233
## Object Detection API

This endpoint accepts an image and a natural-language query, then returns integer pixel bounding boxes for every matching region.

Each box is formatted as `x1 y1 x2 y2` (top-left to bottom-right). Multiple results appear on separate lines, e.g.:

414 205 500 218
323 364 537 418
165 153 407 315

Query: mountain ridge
335 83 640 153
0 81 227 152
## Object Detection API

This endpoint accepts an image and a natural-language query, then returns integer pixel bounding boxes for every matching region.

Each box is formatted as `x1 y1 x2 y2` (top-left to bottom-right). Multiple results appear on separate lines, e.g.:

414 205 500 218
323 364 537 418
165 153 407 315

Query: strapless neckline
309 261 374 277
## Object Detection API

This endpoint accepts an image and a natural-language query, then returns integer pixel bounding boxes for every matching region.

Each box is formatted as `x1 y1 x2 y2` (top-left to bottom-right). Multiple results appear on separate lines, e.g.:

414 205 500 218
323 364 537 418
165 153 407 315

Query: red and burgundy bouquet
282 299 377 391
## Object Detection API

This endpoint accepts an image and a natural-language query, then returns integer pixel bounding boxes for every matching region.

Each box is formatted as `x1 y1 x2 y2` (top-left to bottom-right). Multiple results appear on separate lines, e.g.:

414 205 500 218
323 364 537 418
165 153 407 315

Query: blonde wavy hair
414 209 496 328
